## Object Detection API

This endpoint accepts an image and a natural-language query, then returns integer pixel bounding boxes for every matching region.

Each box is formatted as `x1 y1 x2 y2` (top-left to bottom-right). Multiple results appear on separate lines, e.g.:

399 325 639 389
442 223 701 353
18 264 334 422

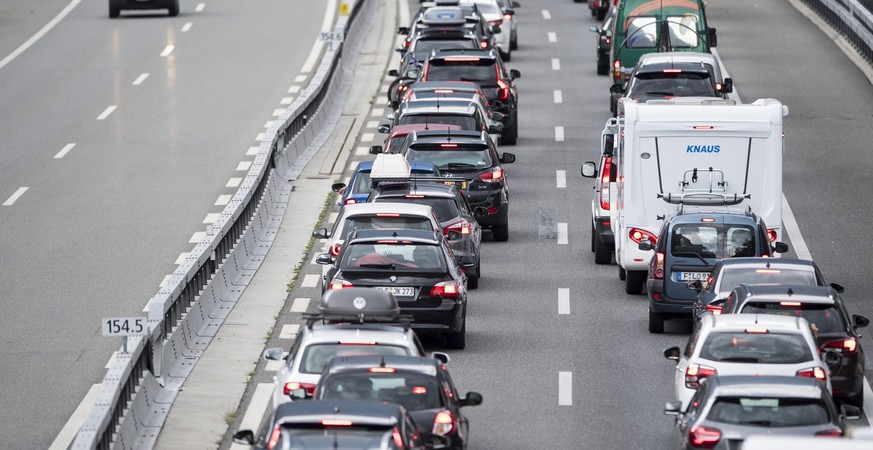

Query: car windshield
375 196 459 222
406 146 492 171
632 72 716 97
707 397 831 427
413 39 477 53
671 224 756 260
300 344 410 374
340 243 447 271
716 267 818 294
740 303 846 334
275 425 394 448
426 59 498 84
320 372 442 410
698 332 813 364
397 114 477 130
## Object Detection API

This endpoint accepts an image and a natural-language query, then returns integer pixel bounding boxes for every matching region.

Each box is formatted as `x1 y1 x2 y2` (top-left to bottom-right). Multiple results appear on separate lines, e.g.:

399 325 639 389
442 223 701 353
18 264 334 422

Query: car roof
638 51 718 66
398 102 478 115
408 81 483 92
738 284 837 303
706 375 826 399
348 229 442 245
338 202 437 218
703 313 807 332
324 355 440 377
667 211 757 225
716 257 817 270
387 123 462 138
272 400 403 427
429 48 498 60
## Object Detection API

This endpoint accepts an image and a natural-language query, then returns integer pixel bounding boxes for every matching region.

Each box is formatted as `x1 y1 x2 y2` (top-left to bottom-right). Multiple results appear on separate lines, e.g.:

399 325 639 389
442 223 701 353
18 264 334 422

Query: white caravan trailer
611 98 788 294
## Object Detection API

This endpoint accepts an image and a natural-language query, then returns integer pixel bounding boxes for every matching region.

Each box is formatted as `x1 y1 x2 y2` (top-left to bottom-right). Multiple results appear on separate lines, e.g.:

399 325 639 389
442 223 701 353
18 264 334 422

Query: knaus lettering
686 145 720 153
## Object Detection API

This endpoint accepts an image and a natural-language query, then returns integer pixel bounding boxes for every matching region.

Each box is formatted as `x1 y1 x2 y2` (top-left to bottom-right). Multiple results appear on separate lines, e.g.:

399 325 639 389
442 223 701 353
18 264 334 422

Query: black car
314 355 483 450
421 49 520 144
319 229 469 348
397 130 515 241
588 5 616 75
232 400 428 450
588 0 611 22
643 208 787 333
720 284 869 408
401 5 497 54
109 0 178 17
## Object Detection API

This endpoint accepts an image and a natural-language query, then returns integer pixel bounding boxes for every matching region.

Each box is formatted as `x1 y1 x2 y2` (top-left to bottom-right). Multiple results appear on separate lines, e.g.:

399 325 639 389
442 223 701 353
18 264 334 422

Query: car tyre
596 9 607 20
510 34 518 50
594 233 611 265
648 310 665 334
168 0 179 16
109 2 120 18
597 59 609 76
446 323 466 349
500 118 518 145
467 261 480 289
625 270 646 295
590 224 596 253
618 265 626 281
492 223 509 242
846 390 864 410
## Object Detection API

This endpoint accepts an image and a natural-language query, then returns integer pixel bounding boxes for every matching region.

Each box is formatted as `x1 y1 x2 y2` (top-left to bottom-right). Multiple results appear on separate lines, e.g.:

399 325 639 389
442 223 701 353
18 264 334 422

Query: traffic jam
232 0 872 449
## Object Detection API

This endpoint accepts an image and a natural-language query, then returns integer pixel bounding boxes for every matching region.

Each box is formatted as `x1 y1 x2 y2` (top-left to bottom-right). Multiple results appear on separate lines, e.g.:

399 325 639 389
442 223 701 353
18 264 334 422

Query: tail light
480 40 489 49
629 228 658 245
685 364 717 389
815 429 844 437
393 428 405 447
344 198 356 205
767 228 777 242
796 367 827 381
329 243 342 256
322 419 353 426
328 280 353 290
432 411 455 436
398 84 409 93
688 425 721 448
430 281 459 298
599 156 612 210
613 59 621 81
605 37 611 45
822 338 857 353
267 425 281 450
369 367 397 373
705 304 722 316
444 220 472 238
496 77 510 100
478 167 504 183
283 382 317 396
653 252 665 279
503 13 512 21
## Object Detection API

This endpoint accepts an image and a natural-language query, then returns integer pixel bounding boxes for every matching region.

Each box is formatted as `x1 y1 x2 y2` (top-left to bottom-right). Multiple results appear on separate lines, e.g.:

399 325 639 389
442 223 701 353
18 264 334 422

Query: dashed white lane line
367 120 380 128
361 132 375 142
237 161 252 171
288 86 302 95
227 177 242 188
215 195 232 206
189 232 206 243
555 126 564 142
265 360 282 371
280 324 300 340
558 372 572 405
175 253 188 265
375 97 388 105
553 89 563 104
97 105 116 120
293 75 307 83
558 288 570 315
371 108 385 117
301 0 337 74
551 58 560 71
355 146 370 156
54 143 75 159
557 223 568 245
264 120 275 129
328 212 338 224
380 84 390 93
541 9 551 20
2 187 28 206
195 2 205 12
203 213 221 224
48 383 100 450
181 22 192 32
556 170 566 189
255 132 265 141
272 109 285 117
247 146 259 156
280 97 294 105
0 0 81 72
231 383 273 450
548 32 557 43
291 297 312 312
160 45 174 57
301 274 320 289
132 73 149 85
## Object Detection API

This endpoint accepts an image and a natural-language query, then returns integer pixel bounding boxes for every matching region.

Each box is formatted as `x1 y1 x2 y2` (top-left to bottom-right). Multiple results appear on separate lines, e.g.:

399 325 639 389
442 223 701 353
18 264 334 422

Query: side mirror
473 206 487 216
853 314 870 328
386 112 396 121
488 124 504 134
841 404 862 420
824 349 843 366
500 152 516 164
377 124 391 134
397 27 409 35
609 83 624 95
315 253 334 265
331 182 347 193
387 69 399 77
288 388 312 401
509 69 521 80
708 27 717 47
457 256 476 268
388 100 399 109
491 111 505 122
830 282 845 293
369 145 384 155
504 9 515 16
460 391 483 407
687 280 703 292
720 77 733 95
263 347 285 361
511 1 520 8
772 242 788 253
312 228 329 239
664 401 682 416
589 25 599 33
429 352 451 364
490 25 502 34
663 346 681 361
395 46 406 53
232 430 255 445
581 161 597 178
638 241 653 251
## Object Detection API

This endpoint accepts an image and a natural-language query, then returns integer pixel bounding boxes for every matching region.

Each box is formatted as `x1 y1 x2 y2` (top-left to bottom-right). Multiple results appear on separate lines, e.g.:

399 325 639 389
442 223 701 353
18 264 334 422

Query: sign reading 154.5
102 317 147 337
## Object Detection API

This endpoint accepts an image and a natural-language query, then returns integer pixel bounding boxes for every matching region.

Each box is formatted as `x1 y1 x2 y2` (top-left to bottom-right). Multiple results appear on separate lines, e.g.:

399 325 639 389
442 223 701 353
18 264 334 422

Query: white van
610 98 788 294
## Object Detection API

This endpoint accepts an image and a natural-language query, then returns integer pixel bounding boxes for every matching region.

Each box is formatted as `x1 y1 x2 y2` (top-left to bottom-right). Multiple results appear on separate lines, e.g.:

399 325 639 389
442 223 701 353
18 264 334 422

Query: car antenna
765 260 771 269
392 231 398 238
380 355 387 368
786 288 793 296
425 115 429 130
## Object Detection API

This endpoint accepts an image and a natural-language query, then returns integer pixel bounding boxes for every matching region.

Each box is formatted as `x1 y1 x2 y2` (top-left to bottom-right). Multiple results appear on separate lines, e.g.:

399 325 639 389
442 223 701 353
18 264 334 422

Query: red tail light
599 157 612 210
796 367 827 381
478 167 504 183
444 220 472 236
685 364 717 389
705 304 722 316
322 419 353 426
629 228 658 245
496 77 510 100
488 19 503 26
432 411 455 436
283 382 317 396
663 69 682 73
430 281 459 298
329 243 342 256
822 338 857 353
479 40 488 49
393 428 405 447
267 425 281 450
688 425 721 448
605 37 611 45
815 428 844 437
653 252 665 279
613 59 621 81
503 13 512 21
369 367 397 373
767 228 777 242
328 280 353 290
344 198 357 205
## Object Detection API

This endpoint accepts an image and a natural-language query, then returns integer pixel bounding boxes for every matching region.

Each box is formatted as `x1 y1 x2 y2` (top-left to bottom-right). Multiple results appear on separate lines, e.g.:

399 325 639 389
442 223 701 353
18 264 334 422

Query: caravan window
625 16 658 48
667 15 699 48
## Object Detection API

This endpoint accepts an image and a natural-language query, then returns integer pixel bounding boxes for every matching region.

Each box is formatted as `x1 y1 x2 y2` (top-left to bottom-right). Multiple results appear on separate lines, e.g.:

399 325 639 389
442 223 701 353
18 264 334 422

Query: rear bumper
111 0 173 8
404 299 464 333
467 191 509 227
648 280 695 316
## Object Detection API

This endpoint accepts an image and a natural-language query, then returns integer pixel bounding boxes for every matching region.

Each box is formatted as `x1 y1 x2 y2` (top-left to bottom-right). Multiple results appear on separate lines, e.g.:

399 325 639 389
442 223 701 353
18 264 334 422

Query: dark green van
608 0 716 84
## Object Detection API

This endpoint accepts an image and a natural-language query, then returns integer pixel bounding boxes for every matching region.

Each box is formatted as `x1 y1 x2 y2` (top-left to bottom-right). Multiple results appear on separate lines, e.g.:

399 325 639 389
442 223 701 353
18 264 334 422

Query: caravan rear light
430 281 459 298
629 228 658 245
478 168 504 183
767 229 778 242
653 252 665 279
600 157 612 210
693 126 714 130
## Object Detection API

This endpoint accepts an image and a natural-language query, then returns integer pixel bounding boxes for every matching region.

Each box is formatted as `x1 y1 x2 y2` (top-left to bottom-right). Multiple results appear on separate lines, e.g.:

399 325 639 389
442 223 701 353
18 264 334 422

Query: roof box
371 154 411 180
317 287 401 322
422 7 466 26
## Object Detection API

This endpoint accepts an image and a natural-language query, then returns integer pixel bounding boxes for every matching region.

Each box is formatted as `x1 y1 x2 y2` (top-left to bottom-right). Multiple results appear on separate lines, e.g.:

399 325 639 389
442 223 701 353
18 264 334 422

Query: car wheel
467 262 480 289
510 35 518 50
625 270 646 295
500 118 518 145
596 9 607 21
618 265 626 281
649 310 665 334
492 223 509 242
446 323 466 349
594 233 611 265
590 224 596 253
845 390 864 410
597 59 609 76
109 3 120 18
168 0 179 16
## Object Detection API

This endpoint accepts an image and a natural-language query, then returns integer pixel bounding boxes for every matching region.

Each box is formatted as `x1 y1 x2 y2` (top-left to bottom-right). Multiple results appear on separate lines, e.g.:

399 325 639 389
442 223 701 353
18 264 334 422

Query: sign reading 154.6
102 317 147 337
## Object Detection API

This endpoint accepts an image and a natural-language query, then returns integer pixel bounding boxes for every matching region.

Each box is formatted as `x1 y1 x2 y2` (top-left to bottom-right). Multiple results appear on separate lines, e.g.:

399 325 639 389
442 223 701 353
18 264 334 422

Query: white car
664 314 833 410
495 0 520 50
461 0 512 60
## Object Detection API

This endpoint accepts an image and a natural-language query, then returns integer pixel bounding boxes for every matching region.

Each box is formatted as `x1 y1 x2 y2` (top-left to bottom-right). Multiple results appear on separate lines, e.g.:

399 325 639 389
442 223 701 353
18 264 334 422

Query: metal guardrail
71 0 373 448
801 0 873 65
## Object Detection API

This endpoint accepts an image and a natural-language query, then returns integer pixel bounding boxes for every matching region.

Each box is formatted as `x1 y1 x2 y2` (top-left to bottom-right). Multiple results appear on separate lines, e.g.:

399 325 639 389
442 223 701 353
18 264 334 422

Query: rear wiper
672 252 710 265
718 356 760 363
439 163 477 170
357 263 396 270
459 77 486 82
738 420 772 426
643 91 675 96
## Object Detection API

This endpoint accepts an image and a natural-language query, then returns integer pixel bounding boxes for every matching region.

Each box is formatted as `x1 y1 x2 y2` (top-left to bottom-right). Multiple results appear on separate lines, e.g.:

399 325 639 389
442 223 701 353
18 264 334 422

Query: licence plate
677 272 709 281
444 181 467 189
376 286 415 297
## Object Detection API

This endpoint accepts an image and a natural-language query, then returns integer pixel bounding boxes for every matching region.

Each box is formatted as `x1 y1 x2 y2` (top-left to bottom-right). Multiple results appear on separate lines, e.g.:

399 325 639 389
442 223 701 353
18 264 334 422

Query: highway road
229 0 873 448
0 0 326 448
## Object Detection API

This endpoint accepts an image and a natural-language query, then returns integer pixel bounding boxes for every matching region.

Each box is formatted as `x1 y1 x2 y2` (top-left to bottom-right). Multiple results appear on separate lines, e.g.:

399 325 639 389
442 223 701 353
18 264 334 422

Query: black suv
421 49 520 144
397 130 515 241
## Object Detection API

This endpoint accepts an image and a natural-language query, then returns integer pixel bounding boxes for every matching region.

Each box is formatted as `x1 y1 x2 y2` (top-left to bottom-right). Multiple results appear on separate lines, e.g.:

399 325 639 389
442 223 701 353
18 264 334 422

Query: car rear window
320 372 442 410
275 425 394 448
633 72 716 97
406 145 492 171
671 224 756 259
341 243 447 271
342 216 434 235
374 196 459 221
707 397 831 427
397 114 477 130
698 332 813 364
413 39 477 54
717 267 818 294
740 303 846 334
300 344 410 374
426 58 498 84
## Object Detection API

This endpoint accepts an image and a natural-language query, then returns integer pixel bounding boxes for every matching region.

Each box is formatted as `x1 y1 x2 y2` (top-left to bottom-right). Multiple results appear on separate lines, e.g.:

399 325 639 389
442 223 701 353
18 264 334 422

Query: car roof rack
658 192 751 206
304 288 413 330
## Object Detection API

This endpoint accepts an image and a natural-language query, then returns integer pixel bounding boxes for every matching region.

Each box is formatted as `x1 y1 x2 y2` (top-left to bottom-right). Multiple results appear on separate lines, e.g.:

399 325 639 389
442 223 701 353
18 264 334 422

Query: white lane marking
288 85 302 94
174 253 188 265
237 161 252 171
556 170 566 189
375 97 388 105
280 97 294 105
301 275 320 289
48 383 100 450
554 126 564 142
195 3 205 12
54 143 76 159
96 106 116 120
2 187 29 206
293 75 307 83
557 223 568 245
541 9 551 20
181 22 193 32
551 58 560 71
553 89 563 104
558 288 570 315
366 120 380 129
215 195 232 206
247 146 259 156
291 297 311 312
371 108 385 117
361 132 375 142
355 146 370 156
189 232 206 243
301 0 337 73
548 32 557 43
132 73 149 85
0 0 82 72
279 324 300 340
203 213 221 224
380 84 390 93
272 109 285 117
255 133 265 141
227 177 242 188
558 372 572 405
160 45 174 57
328 212 338 224
265 360 283 371
264 120 275 129
231 384 273 450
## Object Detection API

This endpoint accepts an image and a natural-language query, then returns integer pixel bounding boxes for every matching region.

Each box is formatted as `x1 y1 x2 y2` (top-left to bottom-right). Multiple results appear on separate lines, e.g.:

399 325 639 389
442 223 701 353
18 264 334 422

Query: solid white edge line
556 170 566 189
557 223 568 245
2 187 29 206
279 324 301 340
558 371 572 405
54 143 76 159
300 0 337 73
0 0 82 71
160 45 174 57
231 383 273 450
291 297 311 313
558 288 570 315
96 106 116 120
132 73 149 86
553 89 563 104
48 383 101 450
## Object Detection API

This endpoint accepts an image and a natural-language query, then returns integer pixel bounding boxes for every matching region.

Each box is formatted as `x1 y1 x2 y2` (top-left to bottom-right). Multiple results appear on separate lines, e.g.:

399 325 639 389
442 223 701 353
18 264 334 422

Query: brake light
376 213 401 217
796 367 827 381
685 364 717 389
283 382 317 396
339 340 377 345
705 304 722 316
613 59 621 81
663 69 682 73
398 84 409 92
767 228 777 242
693 126 714 130
329 243 342 256
755 269 781 274
444 220 472 236
488 19 503 26
434 89 453 94
688 425 721 448
823 338 857 353
653 252 665 280
480 40 489 49
412 387 427 394
497 76 509 100
344 198 357 205
267 425 281 450
815 429 844 437
478 167 504 183
329 280 353 290
444 56 481 62
744 327 769 334
700 218 715 222
779 301 801 306
432 411 455 436
600 156 611 210
369 367 397 373
405 194 425 198
322 419 353 426
430 281 459 298
441 143 458 148
629 228 657 245
503 13 512 21
393 428 404 447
